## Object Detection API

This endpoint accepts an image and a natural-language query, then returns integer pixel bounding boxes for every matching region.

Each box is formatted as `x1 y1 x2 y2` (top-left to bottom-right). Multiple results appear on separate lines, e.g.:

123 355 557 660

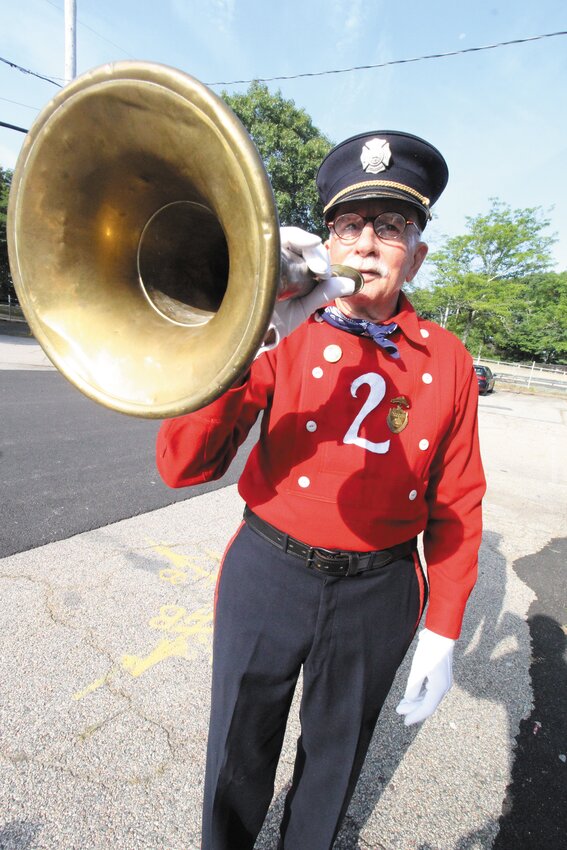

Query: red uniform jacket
157 294 485 639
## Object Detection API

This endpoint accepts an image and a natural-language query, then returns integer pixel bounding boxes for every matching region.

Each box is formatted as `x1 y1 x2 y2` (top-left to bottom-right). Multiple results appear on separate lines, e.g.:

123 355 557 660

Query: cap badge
361 138 391 175
387 396 410 434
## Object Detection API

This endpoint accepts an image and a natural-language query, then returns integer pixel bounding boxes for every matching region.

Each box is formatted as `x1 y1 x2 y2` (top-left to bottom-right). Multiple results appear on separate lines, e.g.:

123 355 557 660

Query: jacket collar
389 292 427 348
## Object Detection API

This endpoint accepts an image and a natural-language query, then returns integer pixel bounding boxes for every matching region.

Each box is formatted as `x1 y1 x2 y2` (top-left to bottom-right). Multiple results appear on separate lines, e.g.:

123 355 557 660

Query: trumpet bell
7 62 280 417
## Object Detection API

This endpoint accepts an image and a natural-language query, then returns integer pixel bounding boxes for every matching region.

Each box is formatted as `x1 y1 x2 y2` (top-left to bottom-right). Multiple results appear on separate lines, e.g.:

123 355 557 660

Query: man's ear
406 241 428 282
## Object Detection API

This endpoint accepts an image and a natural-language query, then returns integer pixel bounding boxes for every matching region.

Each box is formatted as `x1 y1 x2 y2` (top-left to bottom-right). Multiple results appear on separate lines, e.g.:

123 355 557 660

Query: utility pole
64 0 77 84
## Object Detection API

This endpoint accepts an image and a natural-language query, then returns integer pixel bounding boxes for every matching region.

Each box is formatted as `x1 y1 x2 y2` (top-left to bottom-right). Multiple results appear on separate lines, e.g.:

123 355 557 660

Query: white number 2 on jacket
343 373 391 454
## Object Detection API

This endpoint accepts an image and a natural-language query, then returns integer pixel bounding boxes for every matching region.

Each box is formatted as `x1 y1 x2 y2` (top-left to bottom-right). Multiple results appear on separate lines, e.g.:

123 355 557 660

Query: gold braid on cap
324 180 431 215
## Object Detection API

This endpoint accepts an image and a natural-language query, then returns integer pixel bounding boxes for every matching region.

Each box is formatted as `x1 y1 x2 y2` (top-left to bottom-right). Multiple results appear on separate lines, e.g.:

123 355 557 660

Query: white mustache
356 262 389 278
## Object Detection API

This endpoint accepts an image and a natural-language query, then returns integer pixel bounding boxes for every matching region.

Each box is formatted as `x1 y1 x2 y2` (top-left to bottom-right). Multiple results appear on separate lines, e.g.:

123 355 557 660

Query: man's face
326 199 428 322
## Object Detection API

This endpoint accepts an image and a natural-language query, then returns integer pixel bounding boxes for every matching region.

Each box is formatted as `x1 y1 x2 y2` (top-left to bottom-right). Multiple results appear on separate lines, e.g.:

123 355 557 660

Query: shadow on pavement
0 320 31 338
0 820 43 849
493 537 567 850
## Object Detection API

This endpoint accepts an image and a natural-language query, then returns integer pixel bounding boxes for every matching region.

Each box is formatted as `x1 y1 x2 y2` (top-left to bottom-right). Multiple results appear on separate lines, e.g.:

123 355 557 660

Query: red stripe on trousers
214 520 245 619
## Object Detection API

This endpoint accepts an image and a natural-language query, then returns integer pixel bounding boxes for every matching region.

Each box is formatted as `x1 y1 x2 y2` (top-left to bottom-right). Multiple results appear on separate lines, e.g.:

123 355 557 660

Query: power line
1 29 566 114
0 120 28 133
76 20 135 59
0 96 41 111
41 0 135 59
205 31 567 86
0 56 62 88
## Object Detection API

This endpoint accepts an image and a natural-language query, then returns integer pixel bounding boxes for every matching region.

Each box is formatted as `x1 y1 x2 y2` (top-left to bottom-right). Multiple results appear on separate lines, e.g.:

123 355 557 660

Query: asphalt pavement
1 333 566 850
0 369 259 558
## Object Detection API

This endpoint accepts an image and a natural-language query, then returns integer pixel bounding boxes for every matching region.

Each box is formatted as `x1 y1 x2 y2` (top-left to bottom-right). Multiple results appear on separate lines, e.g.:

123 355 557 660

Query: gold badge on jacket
387 396 410 434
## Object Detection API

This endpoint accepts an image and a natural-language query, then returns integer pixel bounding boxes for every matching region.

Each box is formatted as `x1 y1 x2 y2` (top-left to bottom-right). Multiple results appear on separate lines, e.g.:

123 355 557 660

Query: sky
1 0 566 274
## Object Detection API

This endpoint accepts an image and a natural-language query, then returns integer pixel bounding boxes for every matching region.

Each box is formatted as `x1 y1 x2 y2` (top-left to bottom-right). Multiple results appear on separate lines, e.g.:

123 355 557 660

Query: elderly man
156 131 485 850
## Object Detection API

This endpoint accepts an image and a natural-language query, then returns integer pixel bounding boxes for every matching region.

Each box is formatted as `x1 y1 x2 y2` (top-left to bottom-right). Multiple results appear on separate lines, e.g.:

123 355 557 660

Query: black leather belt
244 506 415 578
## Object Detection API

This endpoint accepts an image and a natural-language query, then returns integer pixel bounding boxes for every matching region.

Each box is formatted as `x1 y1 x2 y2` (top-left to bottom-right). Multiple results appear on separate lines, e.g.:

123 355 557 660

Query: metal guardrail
478 356 567 378
494 372 567 393
0 302 25 322
477 356 567 392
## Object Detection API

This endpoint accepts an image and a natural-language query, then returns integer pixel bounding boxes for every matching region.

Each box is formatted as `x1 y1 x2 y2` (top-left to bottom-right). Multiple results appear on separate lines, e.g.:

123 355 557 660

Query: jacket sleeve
156 353 275 488
423 358 486 640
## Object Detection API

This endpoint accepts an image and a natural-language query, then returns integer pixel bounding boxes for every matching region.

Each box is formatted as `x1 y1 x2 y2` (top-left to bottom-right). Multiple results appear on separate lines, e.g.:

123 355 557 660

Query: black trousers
202 521 426 850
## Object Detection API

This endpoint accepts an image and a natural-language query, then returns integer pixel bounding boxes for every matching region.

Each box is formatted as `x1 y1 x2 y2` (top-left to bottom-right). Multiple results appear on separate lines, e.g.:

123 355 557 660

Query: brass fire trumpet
7 62 361 418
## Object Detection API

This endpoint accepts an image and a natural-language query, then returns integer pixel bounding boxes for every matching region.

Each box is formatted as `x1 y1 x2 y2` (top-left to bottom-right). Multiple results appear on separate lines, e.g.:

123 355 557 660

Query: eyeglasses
328 212 420 243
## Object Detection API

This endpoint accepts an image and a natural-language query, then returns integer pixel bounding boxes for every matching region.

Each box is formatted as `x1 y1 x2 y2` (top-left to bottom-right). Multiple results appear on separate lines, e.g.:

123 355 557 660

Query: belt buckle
306 548 359 577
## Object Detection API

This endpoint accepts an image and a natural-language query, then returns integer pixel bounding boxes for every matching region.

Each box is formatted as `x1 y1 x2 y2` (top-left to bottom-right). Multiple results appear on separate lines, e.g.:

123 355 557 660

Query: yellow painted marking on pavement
75 606 214 698
74 546 217 700
122 605 213 675
149 604 213 637
159 566 189 586
73 670 116 701
78 716 116 740
122 634 193 677
147 540 218 586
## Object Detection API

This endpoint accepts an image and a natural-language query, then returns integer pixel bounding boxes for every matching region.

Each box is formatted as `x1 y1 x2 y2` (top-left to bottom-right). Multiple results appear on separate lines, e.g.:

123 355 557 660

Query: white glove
263 274 357 351
396 628 455 726
258 227 357 353
280 225 331 279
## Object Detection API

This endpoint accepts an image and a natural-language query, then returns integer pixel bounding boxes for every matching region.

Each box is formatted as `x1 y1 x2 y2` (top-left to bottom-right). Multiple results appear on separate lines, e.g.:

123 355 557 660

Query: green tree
410 199 557 351
493 271 567 363
222 82 332 237
0 167 16 304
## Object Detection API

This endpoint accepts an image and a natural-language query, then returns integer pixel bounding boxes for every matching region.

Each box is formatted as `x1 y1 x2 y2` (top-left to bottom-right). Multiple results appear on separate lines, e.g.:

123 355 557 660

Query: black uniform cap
316 130 448 230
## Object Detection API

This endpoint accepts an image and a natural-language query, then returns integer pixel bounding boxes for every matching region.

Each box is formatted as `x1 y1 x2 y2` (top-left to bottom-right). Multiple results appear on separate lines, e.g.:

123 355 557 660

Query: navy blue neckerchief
320 306 400 359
